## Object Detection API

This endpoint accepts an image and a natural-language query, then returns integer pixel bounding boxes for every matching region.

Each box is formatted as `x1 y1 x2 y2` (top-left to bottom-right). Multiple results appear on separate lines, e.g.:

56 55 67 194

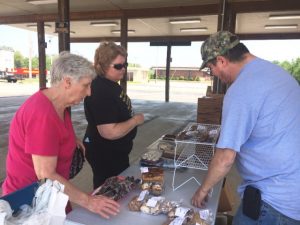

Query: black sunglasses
111 62 128 70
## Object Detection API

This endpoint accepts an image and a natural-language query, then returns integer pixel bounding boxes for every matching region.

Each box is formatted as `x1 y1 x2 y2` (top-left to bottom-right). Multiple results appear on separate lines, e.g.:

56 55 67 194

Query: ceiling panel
237 11 300 34
1 0 300 41
10 14 219 39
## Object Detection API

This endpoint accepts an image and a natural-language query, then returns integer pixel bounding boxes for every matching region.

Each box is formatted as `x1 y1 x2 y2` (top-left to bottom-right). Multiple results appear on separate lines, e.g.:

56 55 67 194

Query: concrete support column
37 21 47 89
57 0 70 52
120 16 128 93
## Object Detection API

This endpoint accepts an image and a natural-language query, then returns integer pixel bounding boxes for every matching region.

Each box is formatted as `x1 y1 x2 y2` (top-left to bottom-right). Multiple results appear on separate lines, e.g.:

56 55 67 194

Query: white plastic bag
0 179 69 225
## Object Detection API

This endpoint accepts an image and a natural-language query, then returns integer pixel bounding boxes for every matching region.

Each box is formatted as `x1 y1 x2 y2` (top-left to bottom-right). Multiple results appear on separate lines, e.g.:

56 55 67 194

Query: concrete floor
0 81 241 219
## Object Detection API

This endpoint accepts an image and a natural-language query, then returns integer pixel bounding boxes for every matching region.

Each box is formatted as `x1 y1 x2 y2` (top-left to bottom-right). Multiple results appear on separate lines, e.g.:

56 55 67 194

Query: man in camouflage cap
196 30 252 84
200 31 240 70
192 31 300 225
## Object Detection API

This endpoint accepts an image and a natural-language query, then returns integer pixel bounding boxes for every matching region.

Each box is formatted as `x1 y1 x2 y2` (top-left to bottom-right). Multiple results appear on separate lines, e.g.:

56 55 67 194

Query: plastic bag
0 180 68 225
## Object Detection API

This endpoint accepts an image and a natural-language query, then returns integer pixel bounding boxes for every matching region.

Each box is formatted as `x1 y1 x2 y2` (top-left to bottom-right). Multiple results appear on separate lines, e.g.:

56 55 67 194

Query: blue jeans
233 201 300 225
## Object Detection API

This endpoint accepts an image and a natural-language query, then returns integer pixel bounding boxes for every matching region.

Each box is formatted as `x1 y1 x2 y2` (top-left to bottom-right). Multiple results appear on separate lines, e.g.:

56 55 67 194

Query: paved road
0 80 210 102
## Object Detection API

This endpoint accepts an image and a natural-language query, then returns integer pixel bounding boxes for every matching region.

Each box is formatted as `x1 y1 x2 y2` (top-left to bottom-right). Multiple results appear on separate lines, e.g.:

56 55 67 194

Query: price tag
169 217 185 225
140 167 149 173
175 207 190 218
137 190 148 201
146 198 157 207
146 196 162 207
199 209 210 220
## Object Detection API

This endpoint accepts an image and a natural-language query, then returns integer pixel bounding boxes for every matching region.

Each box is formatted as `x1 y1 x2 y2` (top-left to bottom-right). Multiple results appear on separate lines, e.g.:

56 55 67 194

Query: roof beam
125 4 219 18
238 33 300 40
231 0 300 13
1 1 300 24
0 14 57 24
70 35 210 43
70 32 300 43
0 4 218 24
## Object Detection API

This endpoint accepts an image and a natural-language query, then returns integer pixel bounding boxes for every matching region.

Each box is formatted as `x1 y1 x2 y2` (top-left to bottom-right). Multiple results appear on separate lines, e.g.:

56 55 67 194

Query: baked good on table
92 176 140 200
163 208 210 225
128 196 144 212
158 141 178 159
141 150 162 162
162 134 176 141
141 167 164 196
142 167 164 183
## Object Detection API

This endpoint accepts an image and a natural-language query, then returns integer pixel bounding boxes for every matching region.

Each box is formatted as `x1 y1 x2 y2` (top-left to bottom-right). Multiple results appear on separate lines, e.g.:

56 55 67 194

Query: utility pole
28 31 33 79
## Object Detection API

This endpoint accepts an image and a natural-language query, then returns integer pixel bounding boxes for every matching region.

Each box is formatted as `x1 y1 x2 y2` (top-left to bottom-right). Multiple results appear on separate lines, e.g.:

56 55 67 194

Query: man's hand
191 187 210 208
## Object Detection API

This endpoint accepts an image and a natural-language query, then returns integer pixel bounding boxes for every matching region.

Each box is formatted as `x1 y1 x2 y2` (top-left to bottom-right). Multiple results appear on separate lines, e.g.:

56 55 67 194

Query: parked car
0 73 21 83
5 74 18 83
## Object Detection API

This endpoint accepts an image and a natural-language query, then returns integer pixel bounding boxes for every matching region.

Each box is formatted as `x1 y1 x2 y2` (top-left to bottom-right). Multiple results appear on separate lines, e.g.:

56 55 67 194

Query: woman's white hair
50 51 96 86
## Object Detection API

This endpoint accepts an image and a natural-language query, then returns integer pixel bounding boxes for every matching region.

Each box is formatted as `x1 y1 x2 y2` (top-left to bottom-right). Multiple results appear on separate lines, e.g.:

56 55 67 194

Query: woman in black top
83 42 144 189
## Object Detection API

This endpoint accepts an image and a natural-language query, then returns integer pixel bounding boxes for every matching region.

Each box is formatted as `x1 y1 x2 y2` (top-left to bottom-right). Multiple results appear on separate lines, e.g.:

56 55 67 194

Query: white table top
67 164 222 225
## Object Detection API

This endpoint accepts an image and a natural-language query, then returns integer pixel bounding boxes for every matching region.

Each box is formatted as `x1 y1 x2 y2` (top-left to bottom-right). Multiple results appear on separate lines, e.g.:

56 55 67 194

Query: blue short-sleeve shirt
217 57 300 220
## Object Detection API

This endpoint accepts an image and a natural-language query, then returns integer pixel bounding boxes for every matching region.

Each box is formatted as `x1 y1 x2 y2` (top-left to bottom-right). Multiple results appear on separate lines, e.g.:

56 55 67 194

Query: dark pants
84 141 131 189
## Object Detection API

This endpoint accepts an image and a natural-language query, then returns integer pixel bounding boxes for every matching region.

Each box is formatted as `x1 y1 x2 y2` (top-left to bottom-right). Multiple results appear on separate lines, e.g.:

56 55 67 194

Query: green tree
46 56 52 70
31 56 39 69
14 51 27 68
148 69 155 79
14 51 55 71
23 58 29 68
273 58 300 84
290 58 300 84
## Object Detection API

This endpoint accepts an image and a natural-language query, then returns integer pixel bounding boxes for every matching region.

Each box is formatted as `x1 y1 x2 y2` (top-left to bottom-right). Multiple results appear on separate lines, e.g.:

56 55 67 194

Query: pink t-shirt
2 90 76 195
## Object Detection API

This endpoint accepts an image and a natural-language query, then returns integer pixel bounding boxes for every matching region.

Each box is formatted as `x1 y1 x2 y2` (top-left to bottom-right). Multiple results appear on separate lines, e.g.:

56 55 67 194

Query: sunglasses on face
111 62 128 70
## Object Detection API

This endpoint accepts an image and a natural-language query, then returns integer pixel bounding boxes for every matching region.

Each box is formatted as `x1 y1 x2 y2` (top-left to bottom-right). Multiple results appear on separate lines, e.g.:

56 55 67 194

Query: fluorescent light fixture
269 14 300 20
180 27 207 32
90 21 118 27
26 0 57 5
111 30 135 34
27 24 52 28
264 24 298 29
169 19 201 24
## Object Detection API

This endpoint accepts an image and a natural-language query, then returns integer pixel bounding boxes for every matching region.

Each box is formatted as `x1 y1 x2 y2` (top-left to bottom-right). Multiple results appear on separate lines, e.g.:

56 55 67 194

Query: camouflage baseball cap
200 31 240 69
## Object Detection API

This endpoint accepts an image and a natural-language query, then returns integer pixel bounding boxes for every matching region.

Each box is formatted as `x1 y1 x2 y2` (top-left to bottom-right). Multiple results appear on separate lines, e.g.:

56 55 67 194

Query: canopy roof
0 0 299 42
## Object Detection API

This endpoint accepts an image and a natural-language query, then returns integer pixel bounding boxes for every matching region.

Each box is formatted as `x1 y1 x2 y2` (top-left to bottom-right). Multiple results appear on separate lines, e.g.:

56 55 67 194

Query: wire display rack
172 123 220 191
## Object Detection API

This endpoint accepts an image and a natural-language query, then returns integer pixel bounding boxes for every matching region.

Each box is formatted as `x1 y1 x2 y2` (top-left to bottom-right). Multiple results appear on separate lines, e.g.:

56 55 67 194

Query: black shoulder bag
69 146 85 179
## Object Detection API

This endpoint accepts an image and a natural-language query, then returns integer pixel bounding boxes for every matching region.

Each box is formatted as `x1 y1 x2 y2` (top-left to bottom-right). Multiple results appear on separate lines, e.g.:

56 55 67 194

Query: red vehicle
13 68 42 79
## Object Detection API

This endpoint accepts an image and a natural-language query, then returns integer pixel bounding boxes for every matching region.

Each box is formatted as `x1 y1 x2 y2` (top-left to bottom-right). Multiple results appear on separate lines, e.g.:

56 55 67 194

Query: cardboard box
197 96 224 124
218 179 234 213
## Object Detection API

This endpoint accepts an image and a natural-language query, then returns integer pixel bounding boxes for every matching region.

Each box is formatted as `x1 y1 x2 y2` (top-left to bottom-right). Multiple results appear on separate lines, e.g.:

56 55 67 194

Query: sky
1 25 300 69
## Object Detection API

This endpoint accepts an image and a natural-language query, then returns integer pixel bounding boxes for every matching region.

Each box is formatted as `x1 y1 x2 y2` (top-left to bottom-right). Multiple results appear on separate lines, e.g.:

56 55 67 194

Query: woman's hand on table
191 186 209 208
86 195 120 219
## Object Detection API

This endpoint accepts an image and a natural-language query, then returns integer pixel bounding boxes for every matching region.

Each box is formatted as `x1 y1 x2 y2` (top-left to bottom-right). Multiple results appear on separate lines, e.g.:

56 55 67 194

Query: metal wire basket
172 123 220 191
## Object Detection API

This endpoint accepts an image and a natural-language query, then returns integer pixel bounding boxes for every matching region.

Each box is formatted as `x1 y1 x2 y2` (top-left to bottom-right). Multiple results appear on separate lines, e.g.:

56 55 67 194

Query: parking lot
0 79 210 102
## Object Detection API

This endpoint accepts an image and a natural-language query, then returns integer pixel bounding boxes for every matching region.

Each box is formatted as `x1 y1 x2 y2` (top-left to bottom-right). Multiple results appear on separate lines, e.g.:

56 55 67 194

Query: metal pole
165 44 171 102
37 21 47 89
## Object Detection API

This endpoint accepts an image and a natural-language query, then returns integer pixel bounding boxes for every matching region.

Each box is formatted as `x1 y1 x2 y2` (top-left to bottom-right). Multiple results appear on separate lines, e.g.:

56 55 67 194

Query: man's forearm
200 148 235 193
